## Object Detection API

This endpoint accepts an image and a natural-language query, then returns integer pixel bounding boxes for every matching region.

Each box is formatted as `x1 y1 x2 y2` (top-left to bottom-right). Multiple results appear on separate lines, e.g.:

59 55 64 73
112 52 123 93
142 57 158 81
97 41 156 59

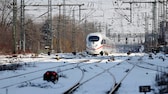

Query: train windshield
88 36 100 42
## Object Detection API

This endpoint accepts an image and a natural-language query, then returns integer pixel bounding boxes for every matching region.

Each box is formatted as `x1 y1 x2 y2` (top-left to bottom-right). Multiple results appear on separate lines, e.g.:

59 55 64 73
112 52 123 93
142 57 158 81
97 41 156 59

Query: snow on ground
0 52 167 94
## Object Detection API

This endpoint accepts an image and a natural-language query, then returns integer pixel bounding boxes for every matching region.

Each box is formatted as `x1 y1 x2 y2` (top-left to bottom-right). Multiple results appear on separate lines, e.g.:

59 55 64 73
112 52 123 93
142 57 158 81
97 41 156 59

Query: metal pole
79 5 81 21
6 88 8 94
20 0 25 52
163 0 167 47
48 0 52 51
130 3 132 23
13 0 17 54
57 5 61 53
62 0 66 52
152 1 158 48
79 4 84 22
72 9 76 53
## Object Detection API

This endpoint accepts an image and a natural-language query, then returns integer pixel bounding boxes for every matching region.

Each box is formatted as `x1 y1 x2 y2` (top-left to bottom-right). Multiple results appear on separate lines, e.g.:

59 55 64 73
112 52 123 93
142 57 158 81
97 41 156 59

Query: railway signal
43 71 59 84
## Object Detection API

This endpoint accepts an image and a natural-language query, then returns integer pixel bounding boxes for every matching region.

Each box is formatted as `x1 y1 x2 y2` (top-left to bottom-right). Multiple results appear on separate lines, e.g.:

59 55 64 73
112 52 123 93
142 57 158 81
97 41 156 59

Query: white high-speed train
86 32 114 55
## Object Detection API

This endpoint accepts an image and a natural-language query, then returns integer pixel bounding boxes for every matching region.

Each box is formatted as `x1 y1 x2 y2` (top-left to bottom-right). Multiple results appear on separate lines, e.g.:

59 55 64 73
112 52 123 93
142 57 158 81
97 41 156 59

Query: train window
88 36 100 41
101 39 106 44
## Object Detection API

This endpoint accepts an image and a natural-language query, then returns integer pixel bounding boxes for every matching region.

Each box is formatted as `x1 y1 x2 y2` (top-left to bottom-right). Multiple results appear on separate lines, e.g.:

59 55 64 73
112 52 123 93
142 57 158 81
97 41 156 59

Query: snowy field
0 52 168 94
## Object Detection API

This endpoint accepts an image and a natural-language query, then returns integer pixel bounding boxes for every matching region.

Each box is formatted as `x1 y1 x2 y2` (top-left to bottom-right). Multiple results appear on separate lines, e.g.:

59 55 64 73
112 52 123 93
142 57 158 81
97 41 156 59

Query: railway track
0 59 90 89
123 55 168 94
63 58 134 94
127 55 168 73
63 60 103 94
0 54 137 94
0 58 105 94
108 63 135 94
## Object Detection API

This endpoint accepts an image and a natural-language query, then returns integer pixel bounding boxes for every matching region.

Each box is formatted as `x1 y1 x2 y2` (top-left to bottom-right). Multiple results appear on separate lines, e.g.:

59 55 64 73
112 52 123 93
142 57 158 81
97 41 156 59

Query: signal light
43 71 59 84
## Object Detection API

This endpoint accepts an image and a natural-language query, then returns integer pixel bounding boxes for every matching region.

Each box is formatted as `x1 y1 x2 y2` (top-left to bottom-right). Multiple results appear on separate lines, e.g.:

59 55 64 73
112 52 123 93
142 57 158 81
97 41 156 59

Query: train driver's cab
88 36 100 43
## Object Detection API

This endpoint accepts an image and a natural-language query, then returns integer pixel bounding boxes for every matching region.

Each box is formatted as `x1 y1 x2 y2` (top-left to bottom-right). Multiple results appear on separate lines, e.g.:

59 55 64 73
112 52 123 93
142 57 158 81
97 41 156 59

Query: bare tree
24 19 41 53
0 0 13 30
0 0 13 54
50 15 96 53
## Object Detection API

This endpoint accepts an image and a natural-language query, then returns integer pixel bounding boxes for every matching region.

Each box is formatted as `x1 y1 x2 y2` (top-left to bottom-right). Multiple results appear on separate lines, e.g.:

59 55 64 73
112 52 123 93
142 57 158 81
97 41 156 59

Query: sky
0 52 167 94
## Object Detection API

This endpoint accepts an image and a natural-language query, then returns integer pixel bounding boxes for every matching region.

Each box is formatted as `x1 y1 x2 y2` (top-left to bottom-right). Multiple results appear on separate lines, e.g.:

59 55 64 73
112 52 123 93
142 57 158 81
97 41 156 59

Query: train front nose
89 42 97 48
87 42 100 55
86 34 101 55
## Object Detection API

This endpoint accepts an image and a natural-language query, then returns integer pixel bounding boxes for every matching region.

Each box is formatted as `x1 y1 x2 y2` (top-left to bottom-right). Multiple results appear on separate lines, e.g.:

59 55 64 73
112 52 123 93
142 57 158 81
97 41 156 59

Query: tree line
0 0 99 54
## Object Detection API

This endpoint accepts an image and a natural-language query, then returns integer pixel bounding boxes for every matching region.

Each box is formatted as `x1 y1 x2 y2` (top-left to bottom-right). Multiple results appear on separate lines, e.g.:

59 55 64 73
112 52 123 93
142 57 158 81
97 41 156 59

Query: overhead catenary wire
16 0 155 53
